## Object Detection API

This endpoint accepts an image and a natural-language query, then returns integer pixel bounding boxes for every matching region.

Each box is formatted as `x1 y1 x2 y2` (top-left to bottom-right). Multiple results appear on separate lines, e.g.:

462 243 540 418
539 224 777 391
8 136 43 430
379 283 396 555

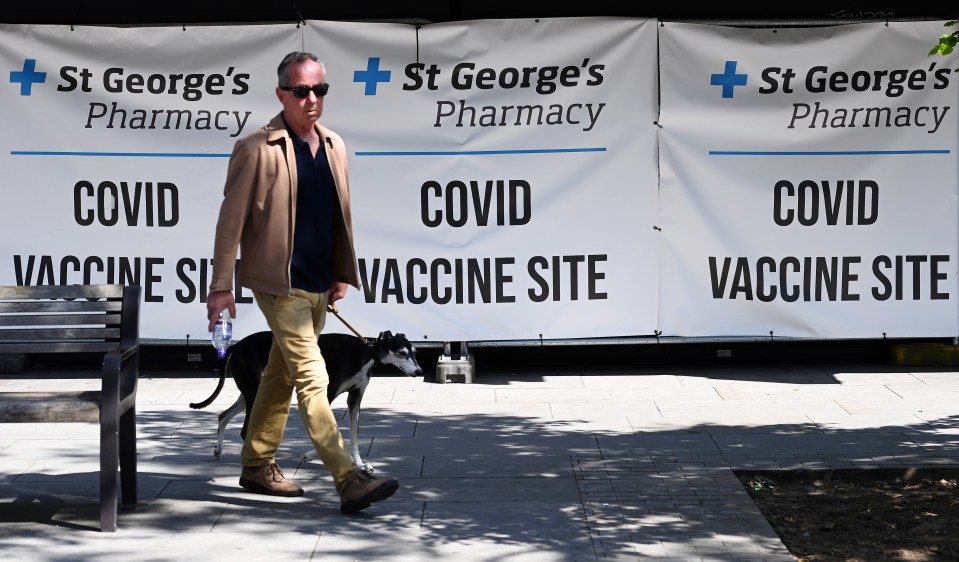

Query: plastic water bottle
212 309 233 359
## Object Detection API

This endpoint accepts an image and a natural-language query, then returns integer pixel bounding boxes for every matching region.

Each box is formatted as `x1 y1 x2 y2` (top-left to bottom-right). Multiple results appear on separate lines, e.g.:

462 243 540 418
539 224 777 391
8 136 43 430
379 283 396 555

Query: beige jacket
209 113 360 296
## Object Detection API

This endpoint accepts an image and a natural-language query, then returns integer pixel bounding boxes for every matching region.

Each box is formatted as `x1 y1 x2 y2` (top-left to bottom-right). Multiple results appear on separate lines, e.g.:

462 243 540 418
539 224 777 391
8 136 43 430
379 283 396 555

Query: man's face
276 59 326 132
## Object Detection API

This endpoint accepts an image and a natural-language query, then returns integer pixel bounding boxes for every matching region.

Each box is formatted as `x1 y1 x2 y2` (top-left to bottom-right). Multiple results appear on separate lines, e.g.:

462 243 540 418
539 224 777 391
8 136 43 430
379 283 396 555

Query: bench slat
0 313 121 327
0 327 120 341
0 284 124 300
0 391 101 423
0 301 122 314
0 342 119 353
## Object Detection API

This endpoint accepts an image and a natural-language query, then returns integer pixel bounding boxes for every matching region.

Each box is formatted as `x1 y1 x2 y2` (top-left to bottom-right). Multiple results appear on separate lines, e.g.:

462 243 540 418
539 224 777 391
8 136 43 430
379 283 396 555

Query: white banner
0 18 660 342
305 18 660 341
0 23 308 341
658 21 959 338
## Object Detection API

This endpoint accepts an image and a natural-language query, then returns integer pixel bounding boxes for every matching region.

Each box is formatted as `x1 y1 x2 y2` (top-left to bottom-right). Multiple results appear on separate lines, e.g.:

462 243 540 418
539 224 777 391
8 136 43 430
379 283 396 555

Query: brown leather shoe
339 469 399 514
239 462 304 497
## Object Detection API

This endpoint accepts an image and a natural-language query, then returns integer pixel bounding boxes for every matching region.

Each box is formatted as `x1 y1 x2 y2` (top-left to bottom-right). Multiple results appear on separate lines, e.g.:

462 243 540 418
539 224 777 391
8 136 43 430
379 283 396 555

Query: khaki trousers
240 288 355 487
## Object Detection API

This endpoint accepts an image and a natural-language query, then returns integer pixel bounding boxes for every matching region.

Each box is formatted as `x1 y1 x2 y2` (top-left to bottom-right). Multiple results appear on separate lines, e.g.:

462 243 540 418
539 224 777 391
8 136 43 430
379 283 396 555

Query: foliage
929 20 959 56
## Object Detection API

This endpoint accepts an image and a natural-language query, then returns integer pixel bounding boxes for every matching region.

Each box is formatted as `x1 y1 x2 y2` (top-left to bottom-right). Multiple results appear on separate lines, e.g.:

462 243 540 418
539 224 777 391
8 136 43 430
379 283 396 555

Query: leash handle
327 303 367 344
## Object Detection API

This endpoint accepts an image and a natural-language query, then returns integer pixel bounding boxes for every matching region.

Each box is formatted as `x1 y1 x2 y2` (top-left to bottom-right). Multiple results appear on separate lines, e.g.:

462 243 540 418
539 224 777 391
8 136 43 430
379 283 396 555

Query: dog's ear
378 330 393 340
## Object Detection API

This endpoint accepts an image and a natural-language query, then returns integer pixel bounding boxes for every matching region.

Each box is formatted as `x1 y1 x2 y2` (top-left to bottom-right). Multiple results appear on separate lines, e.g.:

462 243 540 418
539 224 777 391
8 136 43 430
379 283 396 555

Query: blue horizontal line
11 151 232 158
355 147 606 156
709 149 950 156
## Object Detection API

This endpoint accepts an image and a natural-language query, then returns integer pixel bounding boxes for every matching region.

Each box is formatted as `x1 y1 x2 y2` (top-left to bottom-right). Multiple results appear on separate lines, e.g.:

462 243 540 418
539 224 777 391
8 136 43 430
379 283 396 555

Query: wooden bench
0 284 141 532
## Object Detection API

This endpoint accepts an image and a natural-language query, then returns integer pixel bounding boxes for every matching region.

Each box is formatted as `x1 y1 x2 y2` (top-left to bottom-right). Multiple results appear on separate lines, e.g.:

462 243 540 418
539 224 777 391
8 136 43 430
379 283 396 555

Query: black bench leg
119 406 138 508
100 412 119 532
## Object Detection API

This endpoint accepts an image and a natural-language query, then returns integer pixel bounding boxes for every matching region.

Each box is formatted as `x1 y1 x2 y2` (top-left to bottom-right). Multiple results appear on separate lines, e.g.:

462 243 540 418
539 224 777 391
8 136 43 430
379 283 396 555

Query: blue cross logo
10 59 47 96
353 57 391 96
710 60 747 99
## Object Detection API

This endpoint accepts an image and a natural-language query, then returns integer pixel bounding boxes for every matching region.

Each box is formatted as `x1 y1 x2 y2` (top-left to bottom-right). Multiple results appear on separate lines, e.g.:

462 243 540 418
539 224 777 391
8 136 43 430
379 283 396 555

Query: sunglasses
280 83 330 98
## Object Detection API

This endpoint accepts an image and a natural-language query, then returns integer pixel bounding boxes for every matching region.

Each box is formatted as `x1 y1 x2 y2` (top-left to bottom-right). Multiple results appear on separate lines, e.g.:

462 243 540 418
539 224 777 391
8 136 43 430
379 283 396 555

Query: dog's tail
189 356 229 409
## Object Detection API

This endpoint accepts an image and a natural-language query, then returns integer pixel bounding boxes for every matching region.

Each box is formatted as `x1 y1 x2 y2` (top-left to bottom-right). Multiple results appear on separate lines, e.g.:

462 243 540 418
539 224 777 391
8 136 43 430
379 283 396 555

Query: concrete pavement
1 362 958 561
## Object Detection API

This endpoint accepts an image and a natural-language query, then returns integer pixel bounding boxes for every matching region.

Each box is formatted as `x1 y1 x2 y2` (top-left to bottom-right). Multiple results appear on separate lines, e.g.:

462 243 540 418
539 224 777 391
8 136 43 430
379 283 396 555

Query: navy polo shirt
288 129 335 293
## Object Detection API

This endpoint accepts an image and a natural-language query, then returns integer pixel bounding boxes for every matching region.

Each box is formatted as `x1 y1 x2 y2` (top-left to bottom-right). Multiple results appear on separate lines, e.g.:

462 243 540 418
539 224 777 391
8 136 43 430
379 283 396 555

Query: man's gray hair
277 51 325 87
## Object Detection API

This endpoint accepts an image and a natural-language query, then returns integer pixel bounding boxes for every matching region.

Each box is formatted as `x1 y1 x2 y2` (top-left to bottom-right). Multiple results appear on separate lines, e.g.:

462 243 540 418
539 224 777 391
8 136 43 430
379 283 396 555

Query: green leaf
929 32 959 57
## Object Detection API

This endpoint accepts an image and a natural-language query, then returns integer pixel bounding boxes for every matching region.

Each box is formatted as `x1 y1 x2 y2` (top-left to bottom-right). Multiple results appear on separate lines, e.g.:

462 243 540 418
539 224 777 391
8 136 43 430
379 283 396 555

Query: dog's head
373 330 423 377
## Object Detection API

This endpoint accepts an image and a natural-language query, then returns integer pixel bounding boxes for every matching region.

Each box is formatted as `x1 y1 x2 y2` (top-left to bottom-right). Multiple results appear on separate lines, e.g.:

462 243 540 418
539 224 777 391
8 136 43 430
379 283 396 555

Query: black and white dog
190 330 422 472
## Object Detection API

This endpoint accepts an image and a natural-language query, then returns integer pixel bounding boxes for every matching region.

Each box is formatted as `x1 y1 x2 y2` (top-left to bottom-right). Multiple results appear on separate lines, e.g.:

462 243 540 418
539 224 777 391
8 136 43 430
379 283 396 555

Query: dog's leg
345 388 372 473
215 396 245 459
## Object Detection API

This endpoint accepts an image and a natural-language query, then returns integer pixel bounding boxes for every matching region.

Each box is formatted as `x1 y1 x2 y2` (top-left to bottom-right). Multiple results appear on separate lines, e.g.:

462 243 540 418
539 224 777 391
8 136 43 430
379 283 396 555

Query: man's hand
207 290 237 332
329 281 348 305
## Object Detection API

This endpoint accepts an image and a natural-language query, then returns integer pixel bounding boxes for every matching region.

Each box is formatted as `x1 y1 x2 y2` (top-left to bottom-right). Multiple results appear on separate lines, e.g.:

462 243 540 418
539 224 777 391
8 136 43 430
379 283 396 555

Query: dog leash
326 303 368 344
